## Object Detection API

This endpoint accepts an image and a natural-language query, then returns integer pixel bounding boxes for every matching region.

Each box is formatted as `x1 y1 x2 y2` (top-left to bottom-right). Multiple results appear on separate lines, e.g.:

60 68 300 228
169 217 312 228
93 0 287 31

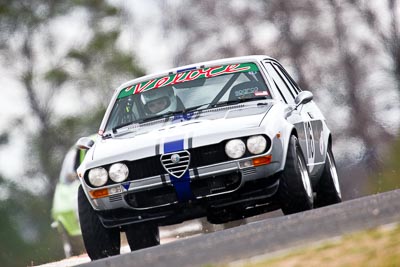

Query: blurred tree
66 0 145 105
159 0 325 90
0 0 144 197
0 175 65 266
259 0 321 91
349 0 400 93
328 0 394 170
0 0 72 195
160 0 263 65
0 132 8 146
156 0 399 197
0 0 144 265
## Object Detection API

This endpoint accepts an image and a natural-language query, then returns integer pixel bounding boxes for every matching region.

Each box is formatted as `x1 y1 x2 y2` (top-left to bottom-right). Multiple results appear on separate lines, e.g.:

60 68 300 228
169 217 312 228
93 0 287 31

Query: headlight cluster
88 163 129 187
225 135 268 159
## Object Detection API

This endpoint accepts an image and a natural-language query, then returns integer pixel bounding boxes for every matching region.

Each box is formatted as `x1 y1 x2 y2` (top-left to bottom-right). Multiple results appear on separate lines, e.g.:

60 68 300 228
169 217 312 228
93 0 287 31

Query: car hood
88 102 273 167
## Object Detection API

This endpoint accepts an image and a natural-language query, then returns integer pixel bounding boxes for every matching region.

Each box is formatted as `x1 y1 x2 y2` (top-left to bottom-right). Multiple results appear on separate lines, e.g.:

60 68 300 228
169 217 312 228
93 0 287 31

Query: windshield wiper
138 111 183 123
211 97 268 108
112 117 163 134
138 105 210 123
182 103 210 113
112 121 138 133
112 108 204 133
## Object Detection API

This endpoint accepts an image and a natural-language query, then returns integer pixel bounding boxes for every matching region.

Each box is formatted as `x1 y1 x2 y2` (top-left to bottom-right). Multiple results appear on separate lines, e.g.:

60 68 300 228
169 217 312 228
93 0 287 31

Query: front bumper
82 155 283 228
85 156 282 211
97 173 281 228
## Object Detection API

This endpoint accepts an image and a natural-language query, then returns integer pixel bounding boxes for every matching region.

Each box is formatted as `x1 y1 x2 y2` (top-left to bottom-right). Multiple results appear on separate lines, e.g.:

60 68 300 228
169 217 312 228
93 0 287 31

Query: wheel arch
278 125 298 172
323 126 333 163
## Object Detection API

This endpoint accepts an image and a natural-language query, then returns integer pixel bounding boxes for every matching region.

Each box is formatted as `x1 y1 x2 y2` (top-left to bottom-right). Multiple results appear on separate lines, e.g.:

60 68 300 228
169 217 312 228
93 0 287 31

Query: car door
263 61 324 179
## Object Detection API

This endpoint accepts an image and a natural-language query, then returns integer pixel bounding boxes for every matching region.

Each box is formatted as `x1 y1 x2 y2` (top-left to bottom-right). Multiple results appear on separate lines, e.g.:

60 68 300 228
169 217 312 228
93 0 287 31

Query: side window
273 64 299 97
273 63 301 94
265 63 295 104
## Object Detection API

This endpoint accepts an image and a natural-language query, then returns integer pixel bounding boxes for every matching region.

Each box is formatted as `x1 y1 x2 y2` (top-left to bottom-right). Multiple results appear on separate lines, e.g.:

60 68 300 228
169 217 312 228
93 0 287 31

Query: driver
140 87 178 115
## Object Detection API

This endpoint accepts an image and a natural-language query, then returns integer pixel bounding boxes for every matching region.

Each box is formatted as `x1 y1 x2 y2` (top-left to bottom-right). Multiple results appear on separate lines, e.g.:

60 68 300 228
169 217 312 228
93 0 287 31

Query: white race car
76 55 342 260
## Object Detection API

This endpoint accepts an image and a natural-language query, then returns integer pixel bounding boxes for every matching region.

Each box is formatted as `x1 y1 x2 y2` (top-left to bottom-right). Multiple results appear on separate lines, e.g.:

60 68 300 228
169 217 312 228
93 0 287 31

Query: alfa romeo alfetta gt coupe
76 55 342 260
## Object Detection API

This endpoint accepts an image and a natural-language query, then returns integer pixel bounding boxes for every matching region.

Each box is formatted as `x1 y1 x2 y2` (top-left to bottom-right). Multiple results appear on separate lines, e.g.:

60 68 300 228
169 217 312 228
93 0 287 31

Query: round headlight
88 167 108 187
225 139 246 159
109 163 129 183
247 135 267 155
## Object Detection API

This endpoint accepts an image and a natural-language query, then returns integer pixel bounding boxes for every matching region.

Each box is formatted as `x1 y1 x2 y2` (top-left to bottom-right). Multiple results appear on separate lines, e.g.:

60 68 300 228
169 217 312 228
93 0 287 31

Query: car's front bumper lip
96 174 280 228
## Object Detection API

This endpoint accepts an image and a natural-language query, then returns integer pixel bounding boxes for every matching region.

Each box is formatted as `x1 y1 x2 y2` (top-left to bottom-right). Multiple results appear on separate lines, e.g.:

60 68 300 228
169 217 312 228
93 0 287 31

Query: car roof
115 55 275 94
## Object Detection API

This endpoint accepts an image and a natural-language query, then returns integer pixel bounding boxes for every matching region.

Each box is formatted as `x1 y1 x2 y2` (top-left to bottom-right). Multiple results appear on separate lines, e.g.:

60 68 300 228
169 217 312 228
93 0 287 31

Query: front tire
278 135 313 215
125 223 160 251
315 146 342 207
78 186 120 260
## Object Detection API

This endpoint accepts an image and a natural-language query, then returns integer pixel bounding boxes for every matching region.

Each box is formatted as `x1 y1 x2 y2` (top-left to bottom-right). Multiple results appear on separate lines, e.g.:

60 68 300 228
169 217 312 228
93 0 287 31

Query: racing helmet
140 87 177 115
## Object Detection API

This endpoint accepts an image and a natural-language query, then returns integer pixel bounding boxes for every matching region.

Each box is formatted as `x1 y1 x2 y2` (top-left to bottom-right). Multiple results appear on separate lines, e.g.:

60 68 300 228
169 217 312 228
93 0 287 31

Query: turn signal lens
252 155 272 166
89 188 109 199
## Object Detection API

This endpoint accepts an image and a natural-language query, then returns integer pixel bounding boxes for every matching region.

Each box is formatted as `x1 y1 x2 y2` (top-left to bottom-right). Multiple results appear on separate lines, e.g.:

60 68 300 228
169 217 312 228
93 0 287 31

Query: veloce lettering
119 63 258 99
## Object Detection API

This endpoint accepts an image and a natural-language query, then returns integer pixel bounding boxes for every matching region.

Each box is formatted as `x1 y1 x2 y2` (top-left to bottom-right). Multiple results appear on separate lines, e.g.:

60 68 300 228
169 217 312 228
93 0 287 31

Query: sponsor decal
234 86 259 97
255 91 269 96
172 112 194 122
118 63 259 99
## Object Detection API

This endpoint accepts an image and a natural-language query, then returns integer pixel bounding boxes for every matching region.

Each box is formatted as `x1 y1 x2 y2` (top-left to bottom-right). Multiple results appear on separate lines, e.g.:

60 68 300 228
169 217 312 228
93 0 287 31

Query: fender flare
277 124 298 172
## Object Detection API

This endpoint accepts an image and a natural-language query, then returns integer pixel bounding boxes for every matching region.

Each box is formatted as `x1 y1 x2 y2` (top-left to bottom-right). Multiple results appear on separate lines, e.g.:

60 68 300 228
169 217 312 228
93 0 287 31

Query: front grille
189 143 229 168
242 167 257 176
127 156 166 180
160 151 190 178
109 194 123 202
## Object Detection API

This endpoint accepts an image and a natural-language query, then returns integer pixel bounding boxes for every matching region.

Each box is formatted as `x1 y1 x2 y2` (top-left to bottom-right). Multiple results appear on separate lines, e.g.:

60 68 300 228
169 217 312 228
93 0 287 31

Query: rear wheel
278 135 313 215
315 146 342 207
125 223 160 251
78 186 120 260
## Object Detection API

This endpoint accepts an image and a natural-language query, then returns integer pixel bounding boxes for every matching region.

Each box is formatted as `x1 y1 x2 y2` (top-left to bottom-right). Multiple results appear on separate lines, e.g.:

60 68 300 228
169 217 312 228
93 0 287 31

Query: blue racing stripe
164 140 183 152
164 139 194 202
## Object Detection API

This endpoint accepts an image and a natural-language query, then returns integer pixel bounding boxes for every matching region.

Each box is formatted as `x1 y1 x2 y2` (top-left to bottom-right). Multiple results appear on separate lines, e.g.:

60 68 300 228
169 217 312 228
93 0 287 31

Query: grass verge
218 223 400 267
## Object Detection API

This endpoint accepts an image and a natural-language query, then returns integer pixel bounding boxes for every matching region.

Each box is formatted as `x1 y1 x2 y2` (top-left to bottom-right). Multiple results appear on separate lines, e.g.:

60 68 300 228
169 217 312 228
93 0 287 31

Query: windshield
105 62 271 132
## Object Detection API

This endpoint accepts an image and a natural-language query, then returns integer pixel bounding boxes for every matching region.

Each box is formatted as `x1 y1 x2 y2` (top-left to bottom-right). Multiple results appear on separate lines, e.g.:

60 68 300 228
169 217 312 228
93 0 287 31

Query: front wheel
278 135 313 215
78 186 120 260
125 223 160 251
315 146 342 207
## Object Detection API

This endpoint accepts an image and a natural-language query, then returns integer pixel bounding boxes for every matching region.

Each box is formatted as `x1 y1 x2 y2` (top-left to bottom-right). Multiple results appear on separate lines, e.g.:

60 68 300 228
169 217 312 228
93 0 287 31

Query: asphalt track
77 189 400 267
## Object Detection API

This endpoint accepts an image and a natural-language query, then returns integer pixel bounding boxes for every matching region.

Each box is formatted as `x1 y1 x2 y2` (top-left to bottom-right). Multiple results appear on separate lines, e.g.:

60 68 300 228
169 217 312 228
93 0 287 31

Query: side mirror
76 137 94 150
294 91 313 109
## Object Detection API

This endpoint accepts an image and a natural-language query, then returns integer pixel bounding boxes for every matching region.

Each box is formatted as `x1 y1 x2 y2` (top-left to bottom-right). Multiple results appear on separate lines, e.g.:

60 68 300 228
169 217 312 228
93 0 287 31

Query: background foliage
0 0 398 266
